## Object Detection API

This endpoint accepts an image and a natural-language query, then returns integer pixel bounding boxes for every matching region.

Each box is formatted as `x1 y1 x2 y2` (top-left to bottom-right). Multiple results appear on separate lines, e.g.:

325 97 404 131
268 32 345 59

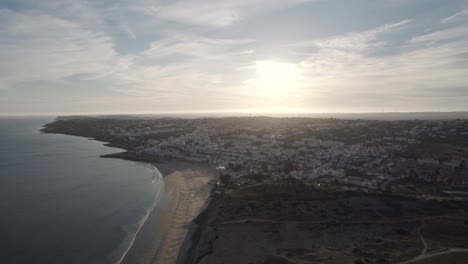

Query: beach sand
119 194 175 264
154 169 214 264
120 162 215 264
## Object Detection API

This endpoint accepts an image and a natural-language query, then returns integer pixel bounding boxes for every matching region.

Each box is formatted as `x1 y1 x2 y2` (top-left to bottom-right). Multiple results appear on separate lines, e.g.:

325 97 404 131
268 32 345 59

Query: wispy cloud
0 8 120 89
441 8 468 24
1 0 468 113
121 23 136 39
277 19 468 111
409 26 468 44
145 0 315 28
140 34 254 59
314 20 412 52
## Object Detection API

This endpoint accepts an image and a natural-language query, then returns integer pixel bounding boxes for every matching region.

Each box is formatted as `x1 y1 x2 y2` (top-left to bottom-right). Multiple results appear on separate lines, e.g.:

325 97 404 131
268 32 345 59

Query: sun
249 61 299 96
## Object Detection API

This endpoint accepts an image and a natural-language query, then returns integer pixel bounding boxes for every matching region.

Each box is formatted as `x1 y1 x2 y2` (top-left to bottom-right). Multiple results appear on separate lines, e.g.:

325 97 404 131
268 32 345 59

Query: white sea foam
110 164 165 264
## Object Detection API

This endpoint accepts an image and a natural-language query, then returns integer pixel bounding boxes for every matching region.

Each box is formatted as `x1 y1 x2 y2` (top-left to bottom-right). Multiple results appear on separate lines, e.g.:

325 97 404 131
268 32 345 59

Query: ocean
0 117 167 264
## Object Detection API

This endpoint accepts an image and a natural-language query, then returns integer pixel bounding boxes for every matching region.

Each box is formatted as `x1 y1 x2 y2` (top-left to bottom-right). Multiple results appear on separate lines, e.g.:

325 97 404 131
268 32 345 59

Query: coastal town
41 116 468 264
43 116 468 196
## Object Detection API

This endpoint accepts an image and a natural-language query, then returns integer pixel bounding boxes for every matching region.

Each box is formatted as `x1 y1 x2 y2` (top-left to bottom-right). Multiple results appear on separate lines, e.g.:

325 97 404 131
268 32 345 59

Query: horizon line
2 110 468 117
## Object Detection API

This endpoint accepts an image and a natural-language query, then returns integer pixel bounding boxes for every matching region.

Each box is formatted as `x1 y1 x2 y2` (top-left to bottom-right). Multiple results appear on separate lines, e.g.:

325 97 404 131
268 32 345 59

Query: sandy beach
154 169 214 264
120 162 216 264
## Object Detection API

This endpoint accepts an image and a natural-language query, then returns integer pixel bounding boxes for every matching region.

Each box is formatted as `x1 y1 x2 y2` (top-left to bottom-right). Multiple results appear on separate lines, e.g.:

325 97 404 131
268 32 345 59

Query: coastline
40 125 217 264
118 161 216 264
153 169 213 263
111 164 165 264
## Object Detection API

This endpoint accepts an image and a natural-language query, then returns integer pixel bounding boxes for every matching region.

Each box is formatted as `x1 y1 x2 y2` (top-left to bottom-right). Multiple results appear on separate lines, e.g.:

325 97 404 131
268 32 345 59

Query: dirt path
418 219 428 256
223 214 468 264
219 213 465 226
396 217 468 264
153 170 213 264
397 248 468 264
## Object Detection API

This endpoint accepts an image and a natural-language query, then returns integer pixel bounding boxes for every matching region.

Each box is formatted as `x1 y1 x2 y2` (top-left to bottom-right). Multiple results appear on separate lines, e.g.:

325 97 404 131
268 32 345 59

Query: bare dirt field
186 184 468 264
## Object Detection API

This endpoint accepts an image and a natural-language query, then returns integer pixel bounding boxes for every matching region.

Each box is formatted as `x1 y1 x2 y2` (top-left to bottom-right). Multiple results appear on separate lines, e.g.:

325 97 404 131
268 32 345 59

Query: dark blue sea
0 117 166 264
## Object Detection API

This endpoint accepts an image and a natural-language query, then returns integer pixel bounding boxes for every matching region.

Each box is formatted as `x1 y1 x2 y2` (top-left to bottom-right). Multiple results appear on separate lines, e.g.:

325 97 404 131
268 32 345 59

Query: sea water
0 117 165 264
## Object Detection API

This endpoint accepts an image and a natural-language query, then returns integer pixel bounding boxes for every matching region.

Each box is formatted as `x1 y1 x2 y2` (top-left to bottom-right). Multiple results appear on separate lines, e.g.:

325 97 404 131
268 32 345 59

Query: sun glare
250 61 300 96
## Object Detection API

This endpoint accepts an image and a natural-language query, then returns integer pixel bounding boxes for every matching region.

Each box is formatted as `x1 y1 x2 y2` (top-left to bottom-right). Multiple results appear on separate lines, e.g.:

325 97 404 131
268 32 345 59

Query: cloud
409 26 468 44
110 34 256 105
1 1 468 113
314 20 411 52
121 23 136 39
146 0 315 28
275 19 468 111
0 2 255 109
0 8 121 89
151 2 240 28
140 33 254 59
441 8 468 24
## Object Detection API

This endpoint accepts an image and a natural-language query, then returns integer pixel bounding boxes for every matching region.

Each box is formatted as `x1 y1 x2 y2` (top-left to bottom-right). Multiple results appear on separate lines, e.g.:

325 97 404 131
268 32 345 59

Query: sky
1 0 468 115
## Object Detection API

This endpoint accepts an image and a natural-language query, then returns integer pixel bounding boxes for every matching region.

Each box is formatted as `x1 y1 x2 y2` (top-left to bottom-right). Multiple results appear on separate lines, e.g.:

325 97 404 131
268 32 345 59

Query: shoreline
111 164 165 264
118 161 216 264
40 127 216 264
151 167 216 264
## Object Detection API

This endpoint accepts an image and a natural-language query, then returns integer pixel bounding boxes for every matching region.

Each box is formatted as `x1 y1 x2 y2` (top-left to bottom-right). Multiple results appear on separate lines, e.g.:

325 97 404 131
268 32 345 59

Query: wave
108 164 165 264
